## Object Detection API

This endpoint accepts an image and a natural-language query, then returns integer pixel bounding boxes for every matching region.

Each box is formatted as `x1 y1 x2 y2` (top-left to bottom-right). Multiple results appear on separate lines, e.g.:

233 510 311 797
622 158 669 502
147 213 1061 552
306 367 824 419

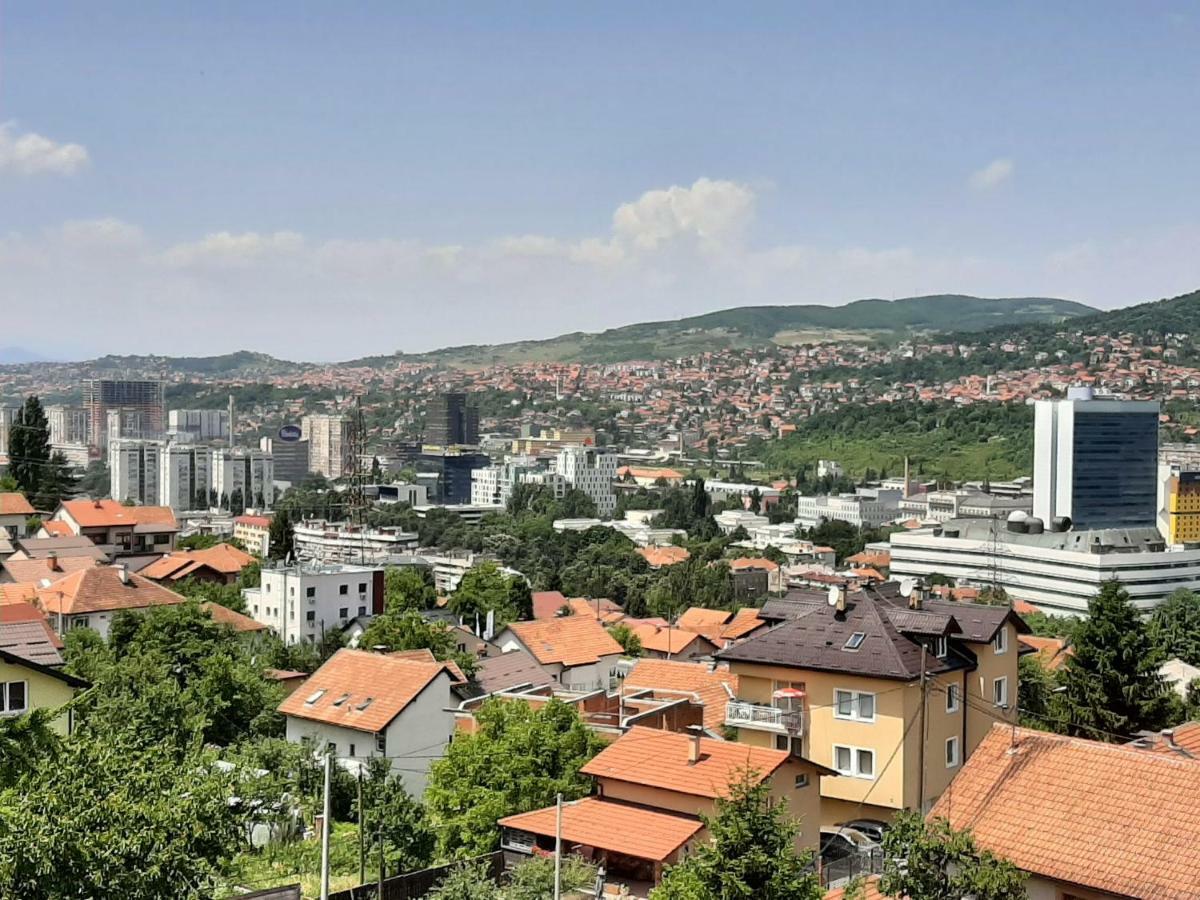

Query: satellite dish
899 578 915 598
39 578 52 589
827 585 840 606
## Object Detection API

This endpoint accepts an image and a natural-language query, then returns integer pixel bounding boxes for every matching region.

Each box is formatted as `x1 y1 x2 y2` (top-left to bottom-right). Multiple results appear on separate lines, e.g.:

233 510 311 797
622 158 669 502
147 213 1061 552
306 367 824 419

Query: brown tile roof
637 545 690 568
0 492 35 516
716 608 767 641
629 623 716 657
277 648 451 734
12 535 108 559
581 726 790 798
140 544 256 581
503 616 623 667
499 797 702 862
623 659 737 732
2 554 99 585
0 602 64 666
36 566 186 617
1018 635 1073 671
469 649 555 696
931 725 1200 899
676 607 731 630
201 601 268 633
729 557 781 572
58 499 178 530
530 590 569 620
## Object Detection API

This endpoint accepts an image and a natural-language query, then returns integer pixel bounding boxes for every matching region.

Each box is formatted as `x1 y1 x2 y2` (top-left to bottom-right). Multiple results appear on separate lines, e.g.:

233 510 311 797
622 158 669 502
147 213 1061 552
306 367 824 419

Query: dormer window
843 632 866 651
304 689 326 705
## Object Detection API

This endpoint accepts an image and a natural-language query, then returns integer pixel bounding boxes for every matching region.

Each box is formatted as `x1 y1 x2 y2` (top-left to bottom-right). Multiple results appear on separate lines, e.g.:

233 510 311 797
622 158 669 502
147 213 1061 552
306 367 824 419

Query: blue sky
2 2 1199 359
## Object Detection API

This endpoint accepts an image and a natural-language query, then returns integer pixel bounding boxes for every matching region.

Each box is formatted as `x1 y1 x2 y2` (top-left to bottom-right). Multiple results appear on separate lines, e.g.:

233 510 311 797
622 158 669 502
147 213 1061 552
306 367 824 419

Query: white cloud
161 231 304 268
612 177 754 251
968 158 1015 191
0 123 90 176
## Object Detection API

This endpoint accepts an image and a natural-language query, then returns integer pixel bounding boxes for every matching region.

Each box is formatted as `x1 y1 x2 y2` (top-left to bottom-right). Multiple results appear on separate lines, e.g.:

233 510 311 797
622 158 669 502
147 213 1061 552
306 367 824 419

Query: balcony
725 700 803 735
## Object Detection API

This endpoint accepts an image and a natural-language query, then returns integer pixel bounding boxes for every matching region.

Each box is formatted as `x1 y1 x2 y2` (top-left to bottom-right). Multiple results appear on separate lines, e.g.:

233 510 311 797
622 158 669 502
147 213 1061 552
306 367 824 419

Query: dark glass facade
1070 410 1159 529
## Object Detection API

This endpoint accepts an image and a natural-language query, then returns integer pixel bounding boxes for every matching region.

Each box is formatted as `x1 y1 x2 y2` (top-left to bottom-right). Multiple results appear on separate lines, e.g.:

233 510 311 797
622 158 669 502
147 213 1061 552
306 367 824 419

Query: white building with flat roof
159 442 212 512
301 414 352 480
293 519 419 564
168 409 230 442
551 446 618 517
243 562 384 645
109 439 163 506
212 447 274 510
795 487 903 530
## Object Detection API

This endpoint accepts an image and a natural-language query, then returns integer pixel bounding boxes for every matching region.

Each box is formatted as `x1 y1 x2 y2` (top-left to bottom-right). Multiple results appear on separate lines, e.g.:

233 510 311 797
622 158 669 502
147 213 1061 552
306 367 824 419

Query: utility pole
357 767 365 885
377 825 385 899
553 793 563 900
917 644 928 814
320 751 332 900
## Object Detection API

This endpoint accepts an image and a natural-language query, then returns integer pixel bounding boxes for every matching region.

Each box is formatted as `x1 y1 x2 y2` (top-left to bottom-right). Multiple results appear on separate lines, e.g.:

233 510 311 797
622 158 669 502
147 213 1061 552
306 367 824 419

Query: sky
2 2 1200 360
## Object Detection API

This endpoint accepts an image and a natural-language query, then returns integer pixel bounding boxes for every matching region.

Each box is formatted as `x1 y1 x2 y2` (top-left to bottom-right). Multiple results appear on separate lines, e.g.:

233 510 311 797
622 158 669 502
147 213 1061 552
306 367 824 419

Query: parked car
819 825 879 861
838 818 890 845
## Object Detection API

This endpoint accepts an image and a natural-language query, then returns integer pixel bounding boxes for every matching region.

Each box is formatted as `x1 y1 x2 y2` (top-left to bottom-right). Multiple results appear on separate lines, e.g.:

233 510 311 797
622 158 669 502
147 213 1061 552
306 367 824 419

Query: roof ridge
1008 723 1200 767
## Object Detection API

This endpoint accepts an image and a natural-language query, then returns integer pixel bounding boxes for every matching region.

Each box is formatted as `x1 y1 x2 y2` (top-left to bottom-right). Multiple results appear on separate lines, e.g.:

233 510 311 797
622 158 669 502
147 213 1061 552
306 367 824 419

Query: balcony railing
725 700 803 734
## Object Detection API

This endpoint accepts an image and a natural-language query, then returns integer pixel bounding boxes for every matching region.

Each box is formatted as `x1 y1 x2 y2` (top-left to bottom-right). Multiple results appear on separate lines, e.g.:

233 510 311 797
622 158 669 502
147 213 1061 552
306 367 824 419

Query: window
946 683 960 713
327 741 337 754
933 636 948 658
306 586 316 599
843 632 866 651
339 584 349 595
339 607 348 619
946 736 960 768
73 617 90 630
349 743 356 757
375 733 386 753
993 676 1008 708
358 582 367 593
266 583 272 593
794 773 809 789
834 689 876 722
1 681 28 715
304 689 326 705
306 611 316 623
993 627 1008 655
358 606 366 617
834 744 875 779
289 586 295 597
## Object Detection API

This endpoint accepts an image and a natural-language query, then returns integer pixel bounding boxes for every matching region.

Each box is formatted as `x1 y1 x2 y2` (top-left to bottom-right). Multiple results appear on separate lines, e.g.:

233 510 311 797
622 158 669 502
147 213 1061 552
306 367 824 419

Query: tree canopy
879 811 1025 900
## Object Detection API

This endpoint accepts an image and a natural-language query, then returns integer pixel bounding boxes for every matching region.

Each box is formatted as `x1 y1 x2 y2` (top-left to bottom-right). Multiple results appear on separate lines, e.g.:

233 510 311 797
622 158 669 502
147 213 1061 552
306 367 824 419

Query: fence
821 848 884 888
328 852 505 900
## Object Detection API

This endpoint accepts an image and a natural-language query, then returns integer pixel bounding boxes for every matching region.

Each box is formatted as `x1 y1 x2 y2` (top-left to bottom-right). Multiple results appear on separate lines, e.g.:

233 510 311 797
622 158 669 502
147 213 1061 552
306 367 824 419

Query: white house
277 649 457 795
493 616 623 691
242 563 384 645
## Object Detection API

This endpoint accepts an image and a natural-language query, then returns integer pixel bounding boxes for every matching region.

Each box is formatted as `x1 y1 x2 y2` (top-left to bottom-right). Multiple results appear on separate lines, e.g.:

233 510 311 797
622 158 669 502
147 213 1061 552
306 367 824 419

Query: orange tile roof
564 597 625 623
0 582 40 606
58 499 177 530
931 725 1200 898
629 623 715 656
389 648 468 684
201 601 267 633
39 521 73 537
277 648 450 734
729 557 780 572
234 515 273 528
0 492 35 516
581 726 790 798
637 545 690 568
2 555 98 585
37 566 186 616
498 797 702 862
140 544 257 581
531 590 569 620
676 607 731 630
1132 722 1200 758
1018 635 1073 671
504 616 624 667
623 659 737 732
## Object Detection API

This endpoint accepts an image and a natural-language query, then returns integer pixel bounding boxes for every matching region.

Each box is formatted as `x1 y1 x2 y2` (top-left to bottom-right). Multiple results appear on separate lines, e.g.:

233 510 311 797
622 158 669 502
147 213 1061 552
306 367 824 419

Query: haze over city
4 2 1200 358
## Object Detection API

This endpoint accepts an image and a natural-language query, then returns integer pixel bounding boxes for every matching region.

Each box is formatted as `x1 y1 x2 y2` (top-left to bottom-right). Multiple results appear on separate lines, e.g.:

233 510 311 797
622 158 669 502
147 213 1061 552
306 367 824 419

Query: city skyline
3 3 1200 358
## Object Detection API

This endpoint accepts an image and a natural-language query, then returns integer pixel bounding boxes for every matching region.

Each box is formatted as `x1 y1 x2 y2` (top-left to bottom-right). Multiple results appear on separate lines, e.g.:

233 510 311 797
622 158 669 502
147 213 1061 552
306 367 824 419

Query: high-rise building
552 445 618 517
470 456 567 507
159 443 213 512
1033 388 1160 531
82 379 165 449
46 405 90 445
423 392 479 447
301 415 352 480
417 448 491 504
260 435 310 485
212 447 275 510
168 409 230 442
0 407 18 459
109 439 163 505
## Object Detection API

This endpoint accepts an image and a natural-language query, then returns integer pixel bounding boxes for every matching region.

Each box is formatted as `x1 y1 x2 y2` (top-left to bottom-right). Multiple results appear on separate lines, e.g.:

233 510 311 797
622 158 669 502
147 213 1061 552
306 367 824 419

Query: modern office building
109 439 163 506
159 442 213 512
423 392 479 447
551 445 618 517
794 486 903 529
0 407 18 460
417 448 491 505
470 456 568 507
898 488 1033 523
301 414 352 480
1032 388 1160 530
212 447 274 510
367 483 429 506
82 379 165 450
260 435 310 485
168 409 230 442
1161 468 1200 546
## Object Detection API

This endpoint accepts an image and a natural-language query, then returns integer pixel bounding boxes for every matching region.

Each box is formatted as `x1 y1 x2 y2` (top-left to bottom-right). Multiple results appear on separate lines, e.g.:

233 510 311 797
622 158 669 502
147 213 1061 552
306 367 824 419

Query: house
233 514 273 557
500 727 833 889
718 583 1027 825
673 606 768 649
448 624 497 660
628 623 718 661
621 659 738 734
1 552 100 585
266 668 309 697
242 562 385 646
0 606 90 735
729 557 784 593
51 499 178 557
453 647 556 702
139 543 257 586
493 616 624 691
36 520 74 538
202 601 270 639
8 535 109 563
277 648 457 795
35 564 188 639
0 492 36 538
931 724 1200 899
530 590 569 620
1018 634 1073 672
636 545 690 569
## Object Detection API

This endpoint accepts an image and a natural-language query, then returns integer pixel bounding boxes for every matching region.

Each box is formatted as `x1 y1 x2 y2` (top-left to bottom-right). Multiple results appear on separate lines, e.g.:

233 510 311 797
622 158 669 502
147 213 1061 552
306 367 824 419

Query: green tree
383 566 437 612
1017 654 1059 731
1148 588 1200 666
652 771 821 900
356 757 436 877
425 698 603 858
449 562 521 629
0 707 63 789
608 622 643 656
1055 581 1174 739
76 459 110 498
428 862 500 900
268 508 294 560
504 855 596 899
879 811 1026 900
33 450 78 510
357 609 476 677
8 395 50 497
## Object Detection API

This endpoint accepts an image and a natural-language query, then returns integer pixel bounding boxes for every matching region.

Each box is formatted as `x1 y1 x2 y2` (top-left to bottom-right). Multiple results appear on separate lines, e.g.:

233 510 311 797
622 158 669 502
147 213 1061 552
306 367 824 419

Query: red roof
503 616 624 667
0 492 35 516
623 659 737 732
499 797 702 862
530 590 569 620
235 515 273 528
37 566 187 616
58 499 177 530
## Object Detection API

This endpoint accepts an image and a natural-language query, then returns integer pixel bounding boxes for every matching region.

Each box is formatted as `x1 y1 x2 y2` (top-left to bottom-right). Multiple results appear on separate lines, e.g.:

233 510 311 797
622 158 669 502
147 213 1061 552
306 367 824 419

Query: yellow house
717 583 1026 825
1 601 89 734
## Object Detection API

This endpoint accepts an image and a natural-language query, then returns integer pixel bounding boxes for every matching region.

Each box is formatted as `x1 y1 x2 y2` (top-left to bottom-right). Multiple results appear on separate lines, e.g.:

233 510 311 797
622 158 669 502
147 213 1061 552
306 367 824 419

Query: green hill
987 288 1200 343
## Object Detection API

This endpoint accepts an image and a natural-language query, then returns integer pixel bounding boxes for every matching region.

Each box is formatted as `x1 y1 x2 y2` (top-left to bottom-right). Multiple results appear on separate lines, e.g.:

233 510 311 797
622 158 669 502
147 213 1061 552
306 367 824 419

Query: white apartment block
243 563 383 645
46 405 90 445
212 447 275 509
470 457 567 507
109 439 162 506
551 446 618 517
795 487 903 530
159 442 213 512
0 407 17 458
168 409 231 442
301 415 352 480
293 519 419 564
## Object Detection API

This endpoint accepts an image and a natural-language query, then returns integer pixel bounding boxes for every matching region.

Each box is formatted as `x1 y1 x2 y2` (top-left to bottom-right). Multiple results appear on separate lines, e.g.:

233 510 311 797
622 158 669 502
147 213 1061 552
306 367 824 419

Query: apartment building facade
82 378 165 450
243 563 384 645
552 445 618 517
301 414 352 480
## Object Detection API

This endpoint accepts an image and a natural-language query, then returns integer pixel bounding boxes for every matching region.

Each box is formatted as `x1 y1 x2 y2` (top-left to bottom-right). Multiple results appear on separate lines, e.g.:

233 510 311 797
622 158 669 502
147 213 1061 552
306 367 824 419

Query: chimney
909 582 925 610
93 499 102 509
46 552 59 572
117 563 129 585
687 726 702 765
1163 729 1179 751
834 584 847 613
